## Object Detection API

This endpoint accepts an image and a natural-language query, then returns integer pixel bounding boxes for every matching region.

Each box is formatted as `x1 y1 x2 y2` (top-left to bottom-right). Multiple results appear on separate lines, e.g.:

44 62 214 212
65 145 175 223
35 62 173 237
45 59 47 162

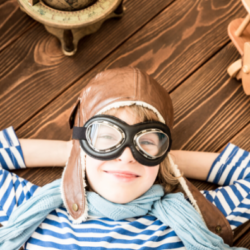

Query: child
0 67 250 250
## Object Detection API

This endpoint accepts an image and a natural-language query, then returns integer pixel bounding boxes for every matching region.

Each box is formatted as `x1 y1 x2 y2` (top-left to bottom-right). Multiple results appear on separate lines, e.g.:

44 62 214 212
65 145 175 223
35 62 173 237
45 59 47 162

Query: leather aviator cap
62 66 233 245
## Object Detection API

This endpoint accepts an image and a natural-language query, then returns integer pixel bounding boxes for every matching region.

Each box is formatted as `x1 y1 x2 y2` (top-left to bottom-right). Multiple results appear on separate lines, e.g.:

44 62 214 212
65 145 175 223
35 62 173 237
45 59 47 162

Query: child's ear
69 98 81 129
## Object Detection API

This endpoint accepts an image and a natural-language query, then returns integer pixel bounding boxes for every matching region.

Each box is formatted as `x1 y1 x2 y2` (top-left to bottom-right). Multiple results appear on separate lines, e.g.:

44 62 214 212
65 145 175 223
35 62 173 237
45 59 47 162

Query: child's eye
98 134 116 140
140 140 155 146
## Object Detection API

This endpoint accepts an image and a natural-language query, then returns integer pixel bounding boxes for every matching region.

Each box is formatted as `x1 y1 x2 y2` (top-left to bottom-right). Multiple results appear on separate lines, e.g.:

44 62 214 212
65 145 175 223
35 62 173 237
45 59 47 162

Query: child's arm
19 139 218 173
19 139 72 168
200 143 250 231
170 150 219 181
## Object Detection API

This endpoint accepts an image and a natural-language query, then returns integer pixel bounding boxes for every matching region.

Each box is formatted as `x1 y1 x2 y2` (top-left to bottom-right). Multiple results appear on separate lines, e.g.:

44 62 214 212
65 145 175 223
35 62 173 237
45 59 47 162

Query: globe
41 0 97 11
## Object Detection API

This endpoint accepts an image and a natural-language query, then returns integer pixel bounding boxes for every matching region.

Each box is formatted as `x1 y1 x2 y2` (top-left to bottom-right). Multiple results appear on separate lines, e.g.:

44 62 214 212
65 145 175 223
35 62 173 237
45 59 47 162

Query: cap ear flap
69 98 81 129
61 140 87 223
63 97 88 223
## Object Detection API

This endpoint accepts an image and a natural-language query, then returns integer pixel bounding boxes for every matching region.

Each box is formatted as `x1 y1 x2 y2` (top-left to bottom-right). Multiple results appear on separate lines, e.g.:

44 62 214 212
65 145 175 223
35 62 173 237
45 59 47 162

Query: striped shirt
0 126 250 249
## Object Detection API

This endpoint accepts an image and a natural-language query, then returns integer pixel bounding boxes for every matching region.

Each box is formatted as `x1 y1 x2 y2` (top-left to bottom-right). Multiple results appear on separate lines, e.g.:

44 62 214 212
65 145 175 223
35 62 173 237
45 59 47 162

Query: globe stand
18 0 124 56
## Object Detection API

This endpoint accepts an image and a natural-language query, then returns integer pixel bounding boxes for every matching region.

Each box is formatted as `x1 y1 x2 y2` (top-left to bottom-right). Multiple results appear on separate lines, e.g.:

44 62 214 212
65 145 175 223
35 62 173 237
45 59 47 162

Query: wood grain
171 43 250 152
223 122 250 151
0 0 174 130
234 225 250 248
0 0 35 52
233 220 250 246
100 0 246 90
0 0 246 132
12 167 63 186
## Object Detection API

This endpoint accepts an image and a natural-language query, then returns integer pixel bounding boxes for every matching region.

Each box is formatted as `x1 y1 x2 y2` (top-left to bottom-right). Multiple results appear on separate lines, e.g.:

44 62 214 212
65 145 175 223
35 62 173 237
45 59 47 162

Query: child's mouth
104 171 140 181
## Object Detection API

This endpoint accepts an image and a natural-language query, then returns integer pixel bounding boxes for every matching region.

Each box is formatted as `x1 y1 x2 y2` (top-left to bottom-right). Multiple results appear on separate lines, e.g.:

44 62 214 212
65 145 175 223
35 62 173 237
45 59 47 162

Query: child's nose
117 147 136 164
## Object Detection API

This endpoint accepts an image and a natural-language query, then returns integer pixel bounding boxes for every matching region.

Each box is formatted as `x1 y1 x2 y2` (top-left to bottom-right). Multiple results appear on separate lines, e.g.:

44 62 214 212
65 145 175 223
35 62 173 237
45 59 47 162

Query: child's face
85 107 160 204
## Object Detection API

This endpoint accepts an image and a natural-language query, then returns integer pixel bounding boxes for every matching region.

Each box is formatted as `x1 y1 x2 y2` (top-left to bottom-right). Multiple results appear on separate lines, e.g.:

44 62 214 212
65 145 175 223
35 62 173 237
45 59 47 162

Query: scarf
0 179 247 250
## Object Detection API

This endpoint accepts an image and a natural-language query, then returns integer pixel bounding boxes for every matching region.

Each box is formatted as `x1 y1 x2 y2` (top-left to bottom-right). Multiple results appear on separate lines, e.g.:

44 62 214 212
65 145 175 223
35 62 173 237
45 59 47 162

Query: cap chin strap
167 154 204 221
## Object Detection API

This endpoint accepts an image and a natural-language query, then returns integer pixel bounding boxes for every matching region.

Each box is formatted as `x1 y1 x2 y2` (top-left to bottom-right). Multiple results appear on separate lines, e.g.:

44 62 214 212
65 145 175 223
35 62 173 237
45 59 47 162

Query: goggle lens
136 131 169 158
87 123 124 151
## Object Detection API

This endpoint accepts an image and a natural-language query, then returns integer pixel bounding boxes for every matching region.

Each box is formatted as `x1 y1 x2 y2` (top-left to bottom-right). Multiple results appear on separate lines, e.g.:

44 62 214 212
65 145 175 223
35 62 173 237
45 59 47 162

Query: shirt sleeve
0 126 26 170
0 127 39 226
201 143 250 230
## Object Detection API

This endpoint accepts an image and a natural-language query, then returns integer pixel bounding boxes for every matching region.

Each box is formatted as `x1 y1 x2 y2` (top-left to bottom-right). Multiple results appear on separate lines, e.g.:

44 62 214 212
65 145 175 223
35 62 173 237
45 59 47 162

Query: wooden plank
172 82 249 152
171 44 250 152
92 0 246 91
0 0 35 52
0 0 246 132
234 225 250 248
170 42 249 190
222 123 250 151
11 167 63 186
233 220 250 246
0 0 174 130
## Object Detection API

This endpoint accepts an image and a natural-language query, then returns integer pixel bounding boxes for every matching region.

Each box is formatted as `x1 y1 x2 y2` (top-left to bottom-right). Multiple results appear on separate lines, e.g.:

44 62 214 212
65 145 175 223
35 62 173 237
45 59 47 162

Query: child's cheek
85 155 105 191
144 165 159 183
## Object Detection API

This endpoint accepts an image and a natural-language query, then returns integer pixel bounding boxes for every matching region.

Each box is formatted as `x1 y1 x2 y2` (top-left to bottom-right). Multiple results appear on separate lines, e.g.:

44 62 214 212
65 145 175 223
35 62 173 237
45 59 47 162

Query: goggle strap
73 126 87 140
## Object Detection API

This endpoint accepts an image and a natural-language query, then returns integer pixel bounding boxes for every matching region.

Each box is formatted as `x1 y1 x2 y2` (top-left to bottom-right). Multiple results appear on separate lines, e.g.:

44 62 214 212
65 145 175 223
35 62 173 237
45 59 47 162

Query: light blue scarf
0 179 247 250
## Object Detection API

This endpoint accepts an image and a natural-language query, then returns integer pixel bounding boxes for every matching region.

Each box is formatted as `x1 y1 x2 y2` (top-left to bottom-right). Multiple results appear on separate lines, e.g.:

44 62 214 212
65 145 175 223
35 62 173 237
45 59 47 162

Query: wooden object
18 0 124 55
28 0 39 6
227 58 242 77
242 42 250 94
235 14 250 36
228 18 250 55
227 0 250 95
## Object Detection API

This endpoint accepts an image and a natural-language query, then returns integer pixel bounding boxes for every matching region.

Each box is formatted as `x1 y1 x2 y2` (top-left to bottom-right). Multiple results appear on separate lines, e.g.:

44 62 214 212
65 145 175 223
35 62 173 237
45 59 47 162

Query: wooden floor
1 0 250 247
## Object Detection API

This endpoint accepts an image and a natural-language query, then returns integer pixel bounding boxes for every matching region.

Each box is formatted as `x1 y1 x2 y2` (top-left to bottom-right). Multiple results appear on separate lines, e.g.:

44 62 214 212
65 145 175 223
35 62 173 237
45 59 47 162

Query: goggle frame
73 115 172 166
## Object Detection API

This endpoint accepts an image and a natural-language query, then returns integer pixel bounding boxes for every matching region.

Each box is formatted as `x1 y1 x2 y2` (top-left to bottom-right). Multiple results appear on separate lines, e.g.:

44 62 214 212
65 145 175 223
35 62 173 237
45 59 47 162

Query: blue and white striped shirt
0 127 250 249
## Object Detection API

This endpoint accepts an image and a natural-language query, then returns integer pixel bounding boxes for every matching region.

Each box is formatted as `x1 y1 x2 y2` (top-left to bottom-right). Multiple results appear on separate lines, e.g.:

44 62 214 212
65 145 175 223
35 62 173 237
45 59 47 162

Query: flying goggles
72 115 172 166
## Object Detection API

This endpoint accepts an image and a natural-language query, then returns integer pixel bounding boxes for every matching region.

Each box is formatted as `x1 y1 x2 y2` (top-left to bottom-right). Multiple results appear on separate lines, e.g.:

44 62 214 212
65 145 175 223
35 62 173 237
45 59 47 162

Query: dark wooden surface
0 0 250 248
